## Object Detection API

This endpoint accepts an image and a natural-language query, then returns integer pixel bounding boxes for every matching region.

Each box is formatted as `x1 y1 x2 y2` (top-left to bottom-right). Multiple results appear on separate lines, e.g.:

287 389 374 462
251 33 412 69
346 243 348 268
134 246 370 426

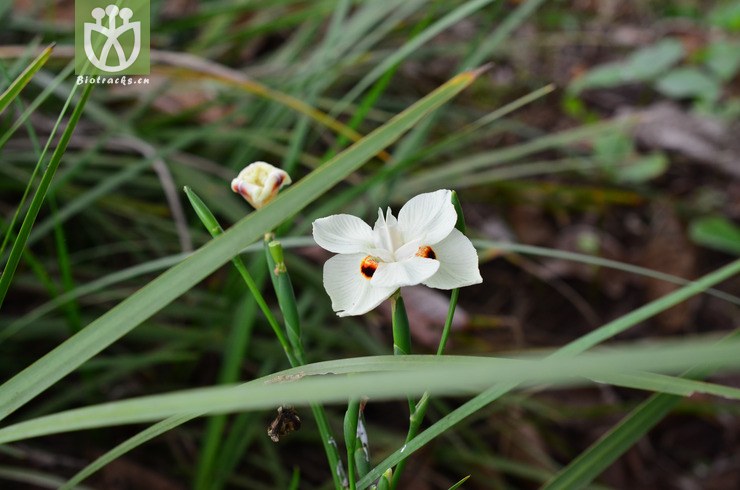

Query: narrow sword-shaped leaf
0 340 740 444
0 44 54 115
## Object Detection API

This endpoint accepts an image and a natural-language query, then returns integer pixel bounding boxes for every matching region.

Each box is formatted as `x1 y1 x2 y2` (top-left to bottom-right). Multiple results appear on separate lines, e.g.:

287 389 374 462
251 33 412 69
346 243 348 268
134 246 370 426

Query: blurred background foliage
1 0 739 488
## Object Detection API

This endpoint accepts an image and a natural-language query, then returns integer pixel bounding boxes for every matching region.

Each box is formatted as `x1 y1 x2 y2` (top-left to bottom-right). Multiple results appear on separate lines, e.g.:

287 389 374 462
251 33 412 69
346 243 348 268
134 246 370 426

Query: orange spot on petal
360 256 378 279
415 246 436 260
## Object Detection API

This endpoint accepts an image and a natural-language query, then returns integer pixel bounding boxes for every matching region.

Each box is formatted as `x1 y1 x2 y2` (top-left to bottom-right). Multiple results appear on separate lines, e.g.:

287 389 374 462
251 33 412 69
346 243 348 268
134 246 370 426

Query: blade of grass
0 82 92 310
323 7 432 161
20 132 201 251
155 51 391 161
384 0 547 175
547 393 680 489
592 369 740 400
0 60 77 152
0 58 44 263
462 0 547 70
49 196 82 333
0 43 53 114
476 240 740 306
403 118 633 194
60 415 195 490
0 465 92 490
0 68 483 422
542 371 711 490
415 84 556 161
336 0 496 113
2 340 740 444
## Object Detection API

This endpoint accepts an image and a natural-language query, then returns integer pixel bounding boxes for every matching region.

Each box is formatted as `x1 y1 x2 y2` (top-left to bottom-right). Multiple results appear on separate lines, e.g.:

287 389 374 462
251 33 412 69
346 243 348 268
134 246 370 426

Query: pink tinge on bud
231 161 291 209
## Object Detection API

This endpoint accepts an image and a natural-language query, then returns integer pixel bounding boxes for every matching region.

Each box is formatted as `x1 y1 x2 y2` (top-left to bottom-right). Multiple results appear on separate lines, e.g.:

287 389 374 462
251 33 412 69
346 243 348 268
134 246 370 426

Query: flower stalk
391 191 469 490
266 240 302 359
263 237 344 489
344 398 360 490
184 187 297 366
390 292 411 357
186 187 342 490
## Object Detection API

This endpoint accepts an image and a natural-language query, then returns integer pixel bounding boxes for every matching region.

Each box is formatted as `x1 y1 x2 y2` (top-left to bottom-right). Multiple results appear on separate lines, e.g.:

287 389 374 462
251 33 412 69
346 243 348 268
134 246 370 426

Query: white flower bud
231 162 291 209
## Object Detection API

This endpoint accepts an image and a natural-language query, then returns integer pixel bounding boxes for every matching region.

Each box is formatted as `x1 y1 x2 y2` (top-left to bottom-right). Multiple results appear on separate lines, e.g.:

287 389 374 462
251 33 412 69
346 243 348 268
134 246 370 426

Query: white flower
312 189 482 317
231 161 291 209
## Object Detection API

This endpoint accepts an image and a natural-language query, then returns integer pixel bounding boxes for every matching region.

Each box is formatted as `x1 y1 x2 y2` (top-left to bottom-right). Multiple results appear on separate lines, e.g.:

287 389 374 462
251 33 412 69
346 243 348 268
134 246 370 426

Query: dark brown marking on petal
360 256 378 279
415 246 436 260
273 174 285 188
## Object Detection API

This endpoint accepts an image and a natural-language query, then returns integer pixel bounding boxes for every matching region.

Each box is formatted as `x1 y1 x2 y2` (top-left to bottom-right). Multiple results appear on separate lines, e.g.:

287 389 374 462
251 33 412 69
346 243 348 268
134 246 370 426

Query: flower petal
323 253 396 317
372 208 402 252
313 214 374 254
397 189 457 246
371 257 439 289
422 229 482 289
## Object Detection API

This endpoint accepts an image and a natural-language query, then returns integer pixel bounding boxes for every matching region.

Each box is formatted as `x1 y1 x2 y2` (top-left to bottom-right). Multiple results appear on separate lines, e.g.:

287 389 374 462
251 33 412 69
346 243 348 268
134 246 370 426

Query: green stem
393 191 467 489
184 187 298 366
267 241 302 360
436 288 460 356
391 293 412 357
390 293 414 413
264 238 345 490
389 292 416 489
344 398 360 490
188 188 343 488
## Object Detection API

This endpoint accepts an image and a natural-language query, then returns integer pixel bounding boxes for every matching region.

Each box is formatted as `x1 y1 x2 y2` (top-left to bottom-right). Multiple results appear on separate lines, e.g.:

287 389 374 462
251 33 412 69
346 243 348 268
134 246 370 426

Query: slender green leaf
0 44 54 115
1 341 740 445
337 0 495 113
593 370 740 400
448 475 471 490
404 118 631 194
0 83 93 309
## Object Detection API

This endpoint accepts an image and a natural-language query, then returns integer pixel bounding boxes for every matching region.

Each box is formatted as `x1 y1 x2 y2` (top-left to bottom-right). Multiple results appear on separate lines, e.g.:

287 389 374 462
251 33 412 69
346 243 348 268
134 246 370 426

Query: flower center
415 245 436 260
360 256 379 279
